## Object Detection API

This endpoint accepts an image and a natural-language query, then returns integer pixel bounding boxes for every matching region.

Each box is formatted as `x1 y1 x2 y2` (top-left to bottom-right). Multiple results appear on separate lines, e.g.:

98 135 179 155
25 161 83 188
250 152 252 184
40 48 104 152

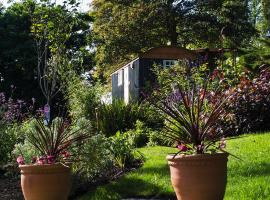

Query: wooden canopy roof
140 46 198 60
110 46 233 75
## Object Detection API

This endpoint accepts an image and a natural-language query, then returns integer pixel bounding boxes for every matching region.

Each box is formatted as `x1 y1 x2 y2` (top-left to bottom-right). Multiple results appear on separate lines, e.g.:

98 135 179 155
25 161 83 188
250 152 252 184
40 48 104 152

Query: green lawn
77 133 270 200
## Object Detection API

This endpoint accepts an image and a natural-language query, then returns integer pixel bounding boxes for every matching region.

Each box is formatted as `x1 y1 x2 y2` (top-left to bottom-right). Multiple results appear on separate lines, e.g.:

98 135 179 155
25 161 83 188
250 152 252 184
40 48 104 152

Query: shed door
124 67 129 104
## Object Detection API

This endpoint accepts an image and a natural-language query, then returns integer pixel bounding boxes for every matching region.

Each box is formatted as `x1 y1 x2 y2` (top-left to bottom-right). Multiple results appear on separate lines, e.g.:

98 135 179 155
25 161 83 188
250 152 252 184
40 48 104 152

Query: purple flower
47 155 55 164
176 144 189 152
16 156 25 165
219 138 226 149
61 151 70 159
37 156 46 165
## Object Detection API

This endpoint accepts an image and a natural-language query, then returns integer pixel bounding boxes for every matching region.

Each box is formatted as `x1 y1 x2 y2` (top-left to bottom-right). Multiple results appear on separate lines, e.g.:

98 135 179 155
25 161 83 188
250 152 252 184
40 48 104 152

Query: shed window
163 60 176 68
118 70 123 86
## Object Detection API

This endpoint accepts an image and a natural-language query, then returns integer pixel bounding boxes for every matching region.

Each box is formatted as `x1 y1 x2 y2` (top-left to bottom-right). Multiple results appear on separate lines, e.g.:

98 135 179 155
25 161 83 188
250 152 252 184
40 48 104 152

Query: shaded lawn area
77 133 270 200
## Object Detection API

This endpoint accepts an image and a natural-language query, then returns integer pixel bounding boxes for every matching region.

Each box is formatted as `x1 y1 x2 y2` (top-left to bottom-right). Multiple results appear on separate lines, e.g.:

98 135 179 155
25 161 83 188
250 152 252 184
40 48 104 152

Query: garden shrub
147 130 167 147
67 77 162 136
71 134 113 177
12 118 47 164
109 131 138 169
0 124 20 165
124 120 165 147
226 68 270 134
96 99 142 137
0 92 34 164
66 76 104 121
139 102 164 130
240 38 270 71
70 117 113 180
69 120 141 196
124 120 149 148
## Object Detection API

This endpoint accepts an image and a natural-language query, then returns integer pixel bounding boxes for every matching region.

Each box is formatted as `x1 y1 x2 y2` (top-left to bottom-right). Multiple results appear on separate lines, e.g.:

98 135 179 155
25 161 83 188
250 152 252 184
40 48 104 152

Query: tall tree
0 0 39 100
262 0 270 31
0 0 93 105
30 0 94 119
92 0 255 77
219 0 256 48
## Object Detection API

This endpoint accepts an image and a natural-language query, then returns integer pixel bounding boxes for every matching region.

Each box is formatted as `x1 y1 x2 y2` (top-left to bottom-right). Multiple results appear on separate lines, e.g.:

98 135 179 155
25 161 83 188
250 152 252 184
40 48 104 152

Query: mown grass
77 133 270 200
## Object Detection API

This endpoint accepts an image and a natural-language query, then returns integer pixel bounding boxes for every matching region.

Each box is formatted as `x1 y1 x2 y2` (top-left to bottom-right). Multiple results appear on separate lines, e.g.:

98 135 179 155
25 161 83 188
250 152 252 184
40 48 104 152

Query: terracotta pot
19 163 71 200
167 153 228 200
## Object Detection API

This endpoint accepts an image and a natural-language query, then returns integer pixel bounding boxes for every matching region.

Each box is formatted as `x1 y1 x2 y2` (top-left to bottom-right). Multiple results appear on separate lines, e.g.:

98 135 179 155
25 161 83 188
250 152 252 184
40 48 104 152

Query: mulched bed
0 160 143 200
0 176 23 200
70 160 143 199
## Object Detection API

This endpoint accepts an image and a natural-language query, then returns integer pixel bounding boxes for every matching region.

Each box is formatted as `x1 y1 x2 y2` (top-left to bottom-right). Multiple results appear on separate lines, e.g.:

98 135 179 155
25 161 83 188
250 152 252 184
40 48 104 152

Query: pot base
167 153 228 200
19 163 71 200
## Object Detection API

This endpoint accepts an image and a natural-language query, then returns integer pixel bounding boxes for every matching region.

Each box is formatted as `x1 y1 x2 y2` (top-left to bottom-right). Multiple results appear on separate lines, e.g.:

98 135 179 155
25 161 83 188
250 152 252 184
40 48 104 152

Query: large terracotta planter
19 163 71 200
167 153 228 200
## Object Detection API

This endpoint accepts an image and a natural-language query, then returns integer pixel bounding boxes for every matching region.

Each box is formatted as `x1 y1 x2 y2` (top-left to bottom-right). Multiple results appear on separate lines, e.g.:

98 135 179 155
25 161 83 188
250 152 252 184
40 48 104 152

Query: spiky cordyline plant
25 117 91 164
151 68 232 155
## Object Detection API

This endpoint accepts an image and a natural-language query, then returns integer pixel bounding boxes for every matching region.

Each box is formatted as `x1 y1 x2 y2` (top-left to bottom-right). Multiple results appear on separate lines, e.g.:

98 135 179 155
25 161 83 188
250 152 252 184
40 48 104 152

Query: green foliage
77 134 270 200
69 118 141 196
23 117 92 164
262 0 270 31
221 57 246 87
109 131 137 169
96 99 142 137
92 0 255 76
0 0 93 104
67 77 103 121
219 0 256 48
31 2 74 53
0 124 20 164
124 120 165 148
147 130 166 147
71 133 112 179
139 102 164 130
70 132 114 198
78 146 176 200
13 139 39 165
12 118 37 163
0 1 41 100
151 64 231 154
240 38 270 70
124 120 149 148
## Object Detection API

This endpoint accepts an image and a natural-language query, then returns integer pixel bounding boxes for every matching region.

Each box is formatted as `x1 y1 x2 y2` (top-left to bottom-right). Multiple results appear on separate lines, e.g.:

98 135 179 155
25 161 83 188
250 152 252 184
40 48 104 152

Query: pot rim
166 152 229 161
19 162 71 175
19 162 70 169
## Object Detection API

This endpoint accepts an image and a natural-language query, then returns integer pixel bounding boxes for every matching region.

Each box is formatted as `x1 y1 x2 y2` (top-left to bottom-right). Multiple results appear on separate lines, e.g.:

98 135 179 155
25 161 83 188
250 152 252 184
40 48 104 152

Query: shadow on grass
77 164 176 200
136 164 170 175
78 177 176 200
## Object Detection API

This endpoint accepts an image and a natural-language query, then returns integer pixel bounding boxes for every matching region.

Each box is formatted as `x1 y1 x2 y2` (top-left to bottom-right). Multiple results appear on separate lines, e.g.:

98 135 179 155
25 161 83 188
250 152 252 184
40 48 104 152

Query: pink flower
197 144 204 152
47 155 55 164
219 138 226 149
176 144 188 152
16 156 25 165
61 151 70 159
37 156 46 165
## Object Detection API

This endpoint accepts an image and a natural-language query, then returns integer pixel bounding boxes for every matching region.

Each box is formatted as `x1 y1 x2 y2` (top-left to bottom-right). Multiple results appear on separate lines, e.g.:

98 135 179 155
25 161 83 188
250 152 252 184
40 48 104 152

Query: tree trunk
262 0 270 30
166 0 178 45
168 14 178 46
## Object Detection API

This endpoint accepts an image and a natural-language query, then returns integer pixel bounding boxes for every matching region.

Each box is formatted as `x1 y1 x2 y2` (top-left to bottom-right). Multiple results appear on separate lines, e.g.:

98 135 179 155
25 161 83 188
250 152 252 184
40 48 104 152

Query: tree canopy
92 0 256 76
0 0 93 104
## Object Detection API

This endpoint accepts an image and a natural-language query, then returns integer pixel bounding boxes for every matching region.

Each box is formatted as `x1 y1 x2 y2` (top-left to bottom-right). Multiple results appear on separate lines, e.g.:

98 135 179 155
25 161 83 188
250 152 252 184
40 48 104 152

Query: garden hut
110 46 198 104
